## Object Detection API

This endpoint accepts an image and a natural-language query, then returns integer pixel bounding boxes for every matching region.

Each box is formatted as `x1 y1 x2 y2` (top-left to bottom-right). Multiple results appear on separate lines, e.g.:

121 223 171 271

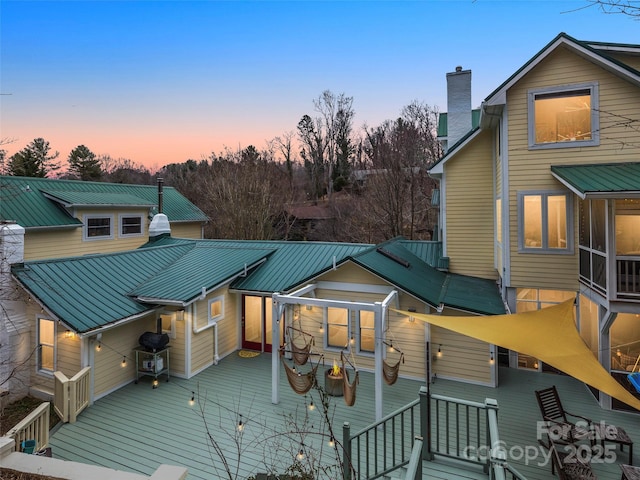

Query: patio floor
48 352 638 480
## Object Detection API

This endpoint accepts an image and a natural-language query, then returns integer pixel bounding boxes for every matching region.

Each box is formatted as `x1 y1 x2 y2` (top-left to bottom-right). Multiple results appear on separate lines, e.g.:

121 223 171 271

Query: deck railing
53 366 91 423
343 396 421 479
343 386 527 480
616 256 640 299
5 402 50 452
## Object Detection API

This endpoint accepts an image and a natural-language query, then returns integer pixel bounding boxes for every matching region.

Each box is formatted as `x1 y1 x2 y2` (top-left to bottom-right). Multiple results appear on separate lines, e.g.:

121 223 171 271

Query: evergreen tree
7 138 60 177
68 144 102 181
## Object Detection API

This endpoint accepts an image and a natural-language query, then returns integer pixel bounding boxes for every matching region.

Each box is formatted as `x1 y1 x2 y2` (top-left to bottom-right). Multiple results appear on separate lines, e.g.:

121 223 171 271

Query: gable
0 176 208 229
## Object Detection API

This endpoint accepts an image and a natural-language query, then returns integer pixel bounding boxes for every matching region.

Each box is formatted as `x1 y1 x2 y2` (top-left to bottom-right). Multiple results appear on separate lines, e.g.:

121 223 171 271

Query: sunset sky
1 1 638 172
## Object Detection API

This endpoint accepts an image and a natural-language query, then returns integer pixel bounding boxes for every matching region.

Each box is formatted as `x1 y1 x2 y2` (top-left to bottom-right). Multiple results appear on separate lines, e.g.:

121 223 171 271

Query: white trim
315 281 395 295
485 35 640 107
36 316 56 375
193 295 224 333
118 213 144 238
82 214 114 241
158 311 177 339
517 190 574 254
356 309 375 356
527 82 599 150
324 306 351 351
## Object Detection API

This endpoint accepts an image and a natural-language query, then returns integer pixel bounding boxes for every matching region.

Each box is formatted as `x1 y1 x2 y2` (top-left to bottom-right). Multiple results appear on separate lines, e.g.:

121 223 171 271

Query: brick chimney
445 66 472 150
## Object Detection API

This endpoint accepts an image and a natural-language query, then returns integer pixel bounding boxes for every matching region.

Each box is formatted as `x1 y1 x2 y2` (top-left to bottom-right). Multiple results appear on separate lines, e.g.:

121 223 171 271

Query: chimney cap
455 66 462 72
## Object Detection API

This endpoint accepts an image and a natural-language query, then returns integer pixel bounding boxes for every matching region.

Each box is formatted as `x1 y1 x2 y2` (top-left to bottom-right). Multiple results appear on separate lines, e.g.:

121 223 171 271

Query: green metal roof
440 274 506 315
142 236 372 293
350 238 504 315
436 109 481 138
41 189 157 207
399 240 443 268
551 163 640 199
130 243 275 303
13 236 502 334
0 176 208 228
12 245 194 333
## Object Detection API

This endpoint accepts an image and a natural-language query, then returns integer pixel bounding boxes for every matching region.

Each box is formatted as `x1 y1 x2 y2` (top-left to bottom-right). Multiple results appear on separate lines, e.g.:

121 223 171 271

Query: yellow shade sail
393 300 640 411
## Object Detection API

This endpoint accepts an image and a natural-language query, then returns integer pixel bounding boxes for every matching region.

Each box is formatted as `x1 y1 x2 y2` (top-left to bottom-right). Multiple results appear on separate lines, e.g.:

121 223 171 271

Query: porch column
599 307 617 410
374 302 383 422
272 293 281 404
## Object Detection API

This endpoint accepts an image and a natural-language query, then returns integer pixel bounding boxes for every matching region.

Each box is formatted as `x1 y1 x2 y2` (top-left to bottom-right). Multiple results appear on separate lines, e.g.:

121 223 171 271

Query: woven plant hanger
341 351 359 406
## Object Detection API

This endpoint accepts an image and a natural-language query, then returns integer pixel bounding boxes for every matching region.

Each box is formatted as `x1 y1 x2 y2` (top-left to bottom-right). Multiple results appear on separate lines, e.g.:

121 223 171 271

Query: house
0 176 208 401
429 32 640 411
0 175 208 260
6 206 504 421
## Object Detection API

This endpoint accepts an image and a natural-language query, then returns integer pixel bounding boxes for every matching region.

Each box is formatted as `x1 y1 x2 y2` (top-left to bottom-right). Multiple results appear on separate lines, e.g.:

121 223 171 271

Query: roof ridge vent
376 247 410 268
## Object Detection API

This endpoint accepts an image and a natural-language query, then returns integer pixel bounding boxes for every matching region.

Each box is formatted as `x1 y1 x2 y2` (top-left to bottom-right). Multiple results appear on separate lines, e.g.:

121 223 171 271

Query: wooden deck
48 353 638 480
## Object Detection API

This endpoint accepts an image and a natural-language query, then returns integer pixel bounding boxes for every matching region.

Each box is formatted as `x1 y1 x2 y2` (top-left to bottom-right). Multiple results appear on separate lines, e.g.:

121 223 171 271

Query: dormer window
528 83 599 149
83 214 114 241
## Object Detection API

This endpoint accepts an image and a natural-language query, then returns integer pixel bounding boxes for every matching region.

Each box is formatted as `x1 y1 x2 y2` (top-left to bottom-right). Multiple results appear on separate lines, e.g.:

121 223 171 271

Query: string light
296 447 305 461
121 356 127 367
96 342 102 352
319 325 324 334
489 354 495 365
189 392 195 406
152 378 159 389
328 436 336 448
437 345 442 358
237 414 244 432
388 341 395 353
308 399 315 411
349 335 355 345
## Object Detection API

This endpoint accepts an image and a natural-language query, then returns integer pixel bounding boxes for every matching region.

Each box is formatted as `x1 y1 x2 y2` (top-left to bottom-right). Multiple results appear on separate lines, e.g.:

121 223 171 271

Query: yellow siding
505 46 640 289
93 316 156 398
216 292 239 358
190 304 214 374
169 311 186 377
171 222 204 239
444 129 497 279
430 308 492 385
319 261 388 286
24 209 203 261
290 266 429 382
57 333 82 378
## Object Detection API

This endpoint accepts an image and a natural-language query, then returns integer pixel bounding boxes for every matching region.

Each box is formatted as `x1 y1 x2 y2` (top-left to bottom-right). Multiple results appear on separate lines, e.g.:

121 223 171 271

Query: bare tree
585 0 640 16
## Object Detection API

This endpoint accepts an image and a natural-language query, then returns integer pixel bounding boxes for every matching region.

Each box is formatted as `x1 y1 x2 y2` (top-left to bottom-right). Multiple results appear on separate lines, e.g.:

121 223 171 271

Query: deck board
49 353 638 479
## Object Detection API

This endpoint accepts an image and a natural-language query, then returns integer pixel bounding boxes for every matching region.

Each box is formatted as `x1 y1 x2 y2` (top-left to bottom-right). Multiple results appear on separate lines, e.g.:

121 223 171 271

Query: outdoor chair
538 437 597 480
535 386 592 444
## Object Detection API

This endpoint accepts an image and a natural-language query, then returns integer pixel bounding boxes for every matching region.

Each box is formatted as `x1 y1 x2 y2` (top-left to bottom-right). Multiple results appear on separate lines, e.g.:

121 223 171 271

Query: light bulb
189 392 195 406
437 345 442 358
152 379 159 389
349 336 355 345
308 400 315 411
328 436 336 448
238 414 244 432
121 357 127 367
96 343 101 352
297 448 304 461
489 354 495 365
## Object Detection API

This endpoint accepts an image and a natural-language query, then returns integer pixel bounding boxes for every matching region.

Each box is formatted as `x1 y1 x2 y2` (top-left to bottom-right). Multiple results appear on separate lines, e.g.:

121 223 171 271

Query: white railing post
53 372 69 423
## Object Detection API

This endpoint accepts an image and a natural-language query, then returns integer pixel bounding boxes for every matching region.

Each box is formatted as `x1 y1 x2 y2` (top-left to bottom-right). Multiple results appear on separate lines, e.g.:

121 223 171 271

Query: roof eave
485 33 640 107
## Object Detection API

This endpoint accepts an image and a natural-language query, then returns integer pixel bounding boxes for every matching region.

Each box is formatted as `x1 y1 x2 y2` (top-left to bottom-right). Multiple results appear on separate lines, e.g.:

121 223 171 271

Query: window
518 192 573 253
119 214 144 237
325 307 349 350
194 296 224 333
358 310 375 354
37 317 55 374
528 83 599 149
83 214 114 240
158 312 176 339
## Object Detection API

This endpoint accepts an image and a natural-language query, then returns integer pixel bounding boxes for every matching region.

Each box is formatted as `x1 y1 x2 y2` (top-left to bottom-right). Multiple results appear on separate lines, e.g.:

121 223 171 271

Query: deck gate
53 367 91 423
